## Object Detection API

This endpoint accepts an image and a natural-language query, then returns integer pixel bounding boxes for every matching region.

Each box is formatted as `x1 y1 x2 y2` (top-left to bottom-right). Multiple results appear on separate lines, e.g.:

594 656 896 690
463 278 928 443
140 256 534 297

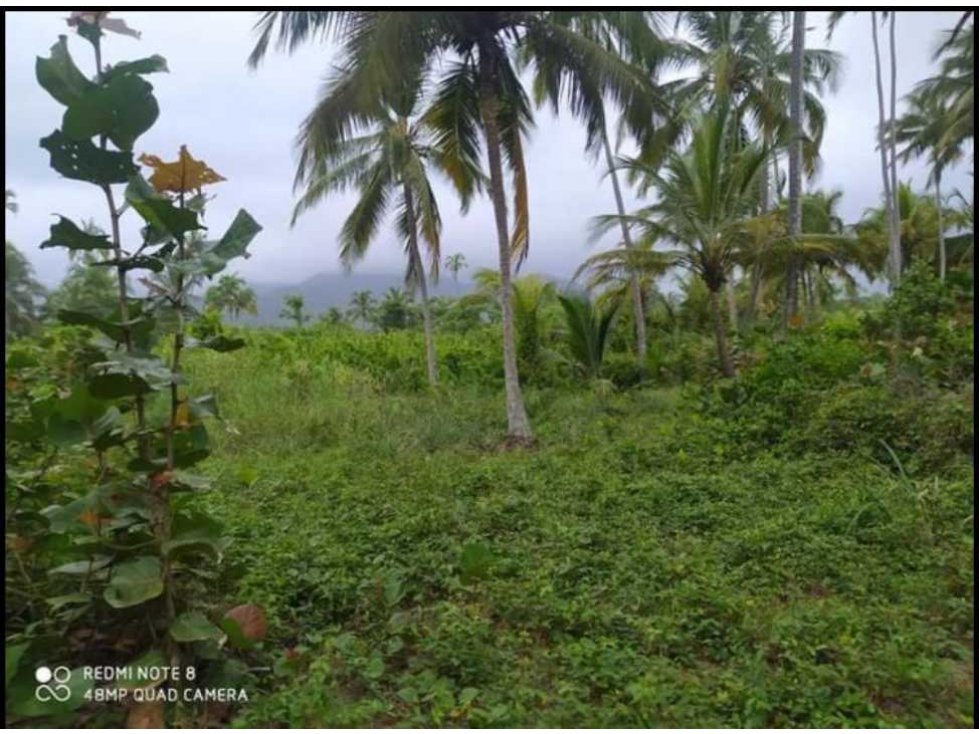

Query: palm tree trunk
403 184 439 388
887 12 902 279
725 276 738 332
785 10 805 327
478 50 532 442
708 286 735 377
871 12 899 287
935 172 946 280
601 121 647 369
745 262 763 325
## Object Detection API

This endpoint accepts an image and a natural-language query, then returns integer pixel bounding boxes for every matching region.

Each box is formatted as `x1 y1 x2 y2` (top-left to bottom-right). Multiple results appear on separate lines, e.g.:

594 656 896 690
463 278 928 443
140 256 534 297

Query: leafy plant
558 292 619 379
5 15 262 725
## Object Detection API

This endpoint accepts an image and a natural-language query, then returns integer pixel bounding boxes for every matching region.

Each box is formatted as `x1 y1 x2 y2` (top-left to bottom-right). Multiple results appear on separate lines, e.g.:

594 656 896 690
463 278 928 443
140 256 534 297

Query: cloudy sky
4 10 973 288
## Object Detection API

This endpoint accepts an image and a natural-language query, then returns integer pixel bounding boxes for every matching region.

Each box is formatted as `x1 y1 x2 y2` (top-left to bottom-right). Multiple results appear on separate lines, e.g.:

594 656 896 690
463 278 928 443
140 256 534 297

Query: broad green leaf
56 309 156 351
5 643 28 687
62 73 159 151
6 665 93 717
208 209 262 263
189 394 220 420
40 216 113 252
35 36 94 107
46 593 93 611
112 650 167 690
49 556 113 575
92 254 164 273
169 611 223 642
197 335 245 353
88 372 154 399
163 510 226 558
125 176 203 238
217 617 254 651
103 556 163 609
39 130 138 185
102 55 169 80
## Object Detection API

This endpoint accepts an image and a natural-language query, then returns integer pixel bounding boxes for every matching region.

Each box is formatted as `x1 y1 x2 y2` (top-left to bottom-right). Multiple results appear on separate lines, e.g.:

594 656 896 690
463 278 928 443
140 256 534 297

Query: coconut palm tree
443 253 468 283
279 294 308 328
919 19 973 153
785 10 806 323
894 90 966 281
664 12 841 182
855 181 950 274
204 274 258 320
829 11 902 284
249 11 655 441
290 84 463 388
530 12 671 370
5 241 46 340
347 290 377 328
599 102 769 376
573 236 673 342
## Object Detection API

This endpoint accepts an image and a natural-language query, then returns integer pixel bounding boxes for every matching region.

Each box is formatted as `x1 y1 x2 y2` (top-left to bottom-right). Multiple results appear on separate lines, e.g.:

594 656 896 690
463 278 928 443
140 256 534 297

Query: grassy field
183 330 973 728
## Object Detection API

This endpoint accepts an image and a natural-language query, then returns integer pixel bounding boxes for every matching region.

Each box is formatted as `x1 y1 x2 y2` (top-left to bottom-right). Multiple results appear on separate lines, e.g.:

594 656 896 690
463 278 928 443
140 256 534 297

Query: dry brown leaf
224 603 267 641
138 146 226 194
126 699 165 729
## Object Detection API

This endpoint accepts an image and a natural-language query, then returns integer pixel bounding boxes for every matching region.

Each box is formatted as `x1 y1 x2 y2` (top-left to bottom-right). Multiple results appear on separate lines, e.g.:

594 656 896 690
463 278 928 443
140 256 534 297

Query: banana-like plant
558 292 619 379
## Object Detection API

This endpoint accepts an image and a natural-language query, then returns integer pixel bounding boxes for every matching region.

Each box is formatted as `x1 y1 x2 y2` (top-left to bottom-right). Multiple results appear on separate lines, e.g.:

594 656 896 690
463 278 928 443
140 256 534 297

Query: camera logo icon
34 665 72 702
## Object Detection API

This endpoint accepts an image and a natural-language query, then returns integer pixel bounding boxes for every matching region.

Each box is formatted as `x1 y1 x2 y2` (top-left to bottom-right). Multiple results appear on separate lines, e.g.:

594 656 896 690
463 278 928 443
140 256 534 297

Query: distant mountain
236 271 476 325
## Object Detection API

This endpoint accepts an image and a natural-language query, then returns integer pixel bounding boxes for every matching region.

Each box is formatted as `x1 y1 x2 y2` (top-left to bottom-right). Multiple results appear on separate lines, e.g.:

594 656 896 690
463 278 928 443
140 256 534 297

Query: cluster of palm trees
248 11 972 442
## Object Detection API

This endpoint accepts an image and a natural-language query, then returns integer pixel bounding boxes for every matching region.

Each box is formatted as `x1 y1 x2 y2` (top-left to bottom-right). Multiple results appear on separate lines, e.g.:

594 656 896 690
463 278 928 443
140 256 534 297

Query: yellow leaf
173 400 191 428
138 145 226 194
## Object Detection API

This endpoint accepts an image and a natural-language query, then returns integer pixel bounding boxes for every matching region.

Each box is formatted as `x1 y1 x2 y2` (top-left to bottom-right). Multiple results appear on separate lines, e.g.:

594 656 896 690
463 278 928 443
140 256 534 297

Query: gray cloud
4 11 972 288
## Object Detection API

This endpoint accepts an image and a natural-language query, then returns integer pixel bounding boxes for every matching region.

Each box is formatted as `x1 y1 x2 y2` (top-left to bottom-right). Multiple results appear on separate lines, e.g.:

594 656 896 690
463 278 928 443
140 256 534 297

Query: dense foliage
4 8 974 730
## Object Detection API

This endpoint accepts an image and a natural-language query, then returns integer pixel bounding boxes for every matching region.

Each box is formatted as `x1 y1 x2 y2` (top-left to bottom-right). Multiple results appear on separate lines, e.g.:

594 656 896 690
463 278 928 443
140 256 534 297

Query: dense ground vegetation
4 9 974 729
8 262 971 727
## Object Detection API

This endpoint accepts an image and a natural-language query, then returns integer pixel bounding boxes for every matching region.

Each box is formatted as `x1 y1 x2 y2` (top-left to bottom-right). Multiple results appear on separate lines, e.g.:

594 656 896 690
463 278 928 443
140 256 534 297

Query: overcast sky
4 10 973 288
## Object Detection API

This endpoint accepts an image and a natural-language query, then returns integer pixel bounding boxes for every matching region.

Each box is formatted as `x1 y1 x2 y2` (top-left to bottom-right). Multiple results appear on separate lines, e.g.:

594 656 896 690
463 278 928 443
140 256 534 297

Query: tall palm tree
664 12 840 182
785 11 805 323
444 253 468 283
6 242 46 340
573 236 673 341
347 289 377 328
204 274 258 320
279 293 308 328
665 12 841 326
249 10 654 442
829 11 902 284
919 20 973 154
600 102 769 376
894 90 966 281
856 181 949 274
531 12 670 370
290 85 461 388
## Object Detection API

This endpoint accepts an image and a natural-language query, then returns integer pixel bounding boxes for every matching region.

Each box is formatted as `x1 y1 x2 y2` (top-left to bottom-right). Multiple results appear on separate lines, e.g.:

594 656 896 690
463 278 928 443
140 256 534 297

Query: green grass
184 338 973 728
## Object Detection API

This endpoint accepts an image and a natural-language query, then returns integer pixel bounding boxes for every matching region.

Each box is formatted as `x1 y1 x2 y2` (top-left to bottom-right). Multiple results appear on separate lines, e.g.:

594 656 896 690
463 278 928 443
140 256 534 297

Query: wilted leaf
126 699 164 729
223 604 267 643
67 11 141 39
138 145 225 194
